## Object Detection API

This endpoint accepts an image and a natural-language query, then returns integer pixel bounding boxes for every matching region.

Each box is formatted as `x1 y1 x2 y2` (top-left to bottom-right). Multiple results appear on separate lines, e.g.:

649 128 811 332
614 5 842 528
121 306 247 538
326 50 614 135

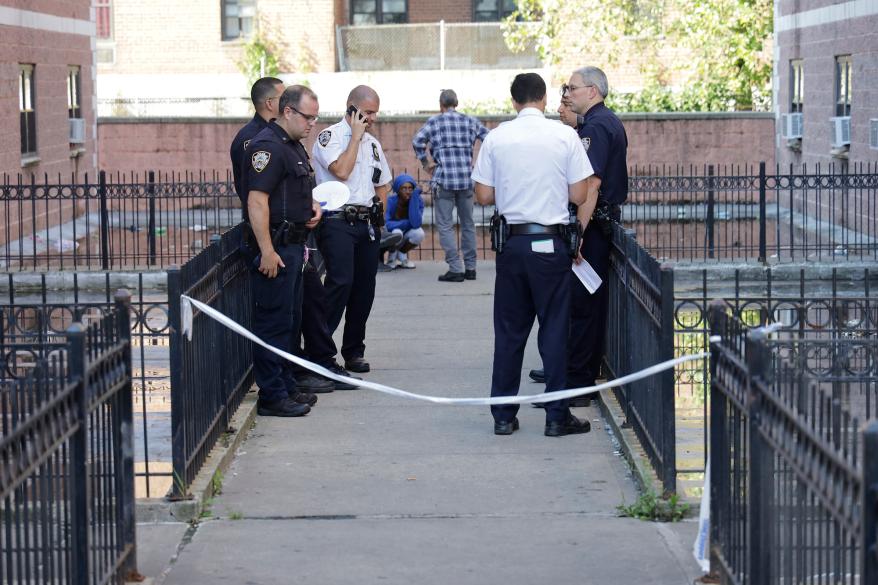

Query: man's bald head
346 85 381 130
347 85 380 106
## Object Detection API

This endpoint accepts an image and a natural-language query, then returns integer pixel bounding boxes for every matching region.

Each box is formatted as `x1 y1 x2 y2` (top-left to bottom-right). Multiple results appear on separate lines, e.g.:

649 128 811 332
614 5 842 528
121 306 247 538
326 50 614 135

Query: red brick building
0 0 97 178
774 0 878 167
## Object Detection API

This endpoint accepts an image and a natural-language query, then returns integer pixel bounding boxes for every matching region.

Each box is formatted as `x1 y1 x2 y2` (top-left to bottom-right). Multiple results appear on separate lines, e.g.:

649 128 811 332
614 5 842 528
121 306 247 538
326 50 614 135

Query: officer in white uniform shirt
472 73 597 437
311 85 392 374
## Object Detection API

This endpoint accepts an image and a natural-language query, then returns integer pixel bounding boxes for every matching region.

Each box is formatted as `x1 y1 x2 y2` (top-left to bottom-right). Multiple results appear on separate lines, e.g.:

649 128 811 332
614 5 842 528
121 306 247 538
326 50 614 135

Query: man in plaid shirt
412 89 489 282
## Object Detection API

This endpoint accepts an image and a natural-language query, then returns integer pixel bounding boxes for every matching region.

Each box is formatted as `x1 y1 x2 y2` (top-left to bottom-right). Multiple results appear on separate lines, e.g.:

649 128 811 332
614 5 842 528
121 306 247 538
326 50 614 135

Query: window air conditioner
69 118 86 144
781 113 803 139
830 116 851 148
870 119 878 150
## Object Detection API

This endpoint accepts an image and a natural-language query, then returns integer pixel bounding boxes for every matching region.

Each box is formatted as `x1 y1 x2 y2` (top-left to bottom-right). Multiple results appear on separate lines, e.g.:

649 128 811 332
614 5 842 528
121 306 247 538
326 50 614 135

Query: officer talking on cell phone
311 85 392 374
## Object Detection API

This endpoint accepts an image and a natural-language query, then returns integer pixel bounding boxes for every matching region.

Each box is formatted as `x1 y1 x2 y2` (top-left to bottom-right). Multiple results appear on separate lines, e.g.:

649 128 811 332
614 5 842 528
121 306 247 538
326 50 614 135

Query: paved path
155 261 701 585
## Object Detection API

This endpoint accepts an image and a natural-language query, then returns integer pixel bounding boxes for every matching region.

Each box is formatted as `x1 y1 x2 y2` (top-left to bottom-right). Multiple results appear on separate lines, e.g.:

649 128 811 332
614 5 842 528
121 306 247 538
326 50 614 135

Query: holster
370 197 386 228
563 220 583 259
490 211 508 253
591 205 616 238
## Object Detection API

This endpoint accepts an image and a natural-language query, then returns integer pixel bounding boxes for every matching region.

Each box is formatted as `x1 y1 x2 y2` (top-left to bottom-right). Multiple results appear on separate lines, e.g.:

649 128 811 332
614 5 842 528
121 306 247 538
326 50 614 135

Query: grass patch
617 491 689 522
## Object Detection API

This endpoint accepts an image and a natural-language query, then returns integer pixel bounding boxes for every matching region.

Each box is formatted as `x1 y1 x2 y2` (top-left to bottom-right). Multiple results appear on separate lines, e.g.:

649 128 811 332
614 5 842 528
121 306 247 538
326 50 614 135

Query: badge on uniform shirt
581 137 591 151
251 151 271 173
371 143 380 161
243 139 251 151
318 130 331 147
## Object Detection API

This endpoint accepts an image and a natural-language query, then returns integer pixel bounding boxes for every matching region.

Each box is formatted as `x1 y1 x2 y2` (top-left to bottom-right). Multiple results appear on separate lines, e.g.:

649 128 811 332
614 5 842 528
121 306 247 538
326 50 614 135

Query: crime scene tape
182 295 728 406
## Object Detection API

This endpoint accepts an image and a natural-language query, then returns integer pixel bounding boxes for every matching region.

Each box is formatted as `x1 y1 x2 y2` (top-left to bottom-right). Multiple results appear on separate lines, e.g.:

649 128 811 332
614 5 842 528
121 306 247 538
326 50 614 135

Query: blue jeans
435 186 477 273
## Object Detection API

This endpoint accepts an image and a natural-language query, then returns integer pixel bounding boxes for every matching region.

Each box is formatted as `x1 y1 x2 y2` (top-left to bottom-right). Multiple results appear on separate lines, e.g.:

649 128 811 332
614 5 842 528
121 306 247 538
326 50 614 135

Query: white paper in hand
312 181 351 211
572 260 602 294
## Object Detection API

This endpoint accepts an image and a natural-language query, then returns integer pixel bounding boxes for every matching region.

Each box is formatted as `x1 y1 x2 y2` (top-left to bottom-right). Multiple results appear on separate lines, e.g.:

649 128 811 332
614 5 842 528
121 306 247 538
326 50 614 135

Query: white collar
517 107 545 118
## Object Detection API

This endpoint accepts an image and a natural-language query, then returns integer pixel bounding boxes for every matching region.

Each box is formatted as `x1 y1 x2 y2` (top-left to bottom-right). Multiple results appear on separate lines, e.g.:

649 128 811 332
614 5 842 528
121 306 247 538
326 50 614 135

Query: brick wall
97 113 775 176
0 3 96 179
775 12 878 168
408 0 472 23
0 0 91 20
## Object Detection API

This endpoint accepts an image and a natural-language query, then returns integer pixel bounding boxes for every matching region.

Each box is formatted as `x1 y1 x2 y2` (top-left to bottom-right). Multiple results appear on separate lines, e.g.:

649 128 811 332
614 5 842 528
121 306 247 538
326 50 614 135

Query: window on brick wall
790 59 803 113
835 55 851 117
19 65 37 156
351 0 408 24
474 0 517 21
68 66 82 119
222 0 255 40
96 0 112 39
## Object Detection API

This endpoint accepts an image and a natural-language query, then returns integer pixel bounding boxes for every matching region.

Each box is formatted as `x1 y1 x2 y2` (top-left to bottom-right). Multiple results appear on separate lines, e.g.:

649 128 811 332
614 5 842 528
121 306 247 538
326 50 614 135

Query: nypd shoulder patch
581 136 591 151
318 130 331 147
251 150 271 173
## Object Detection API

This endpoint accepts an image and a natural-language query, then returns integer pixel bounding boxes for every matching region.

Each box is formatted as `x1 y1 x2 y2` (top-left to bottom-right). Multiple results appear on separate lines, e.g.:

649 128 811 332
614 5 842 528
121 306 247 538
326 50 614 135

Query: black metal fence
605 223 677 493
0 273 172 499
627 162 878 262
1 170 239 271
168 224 253 497
708 306 878 585
3 164 875 269
0 292 137 584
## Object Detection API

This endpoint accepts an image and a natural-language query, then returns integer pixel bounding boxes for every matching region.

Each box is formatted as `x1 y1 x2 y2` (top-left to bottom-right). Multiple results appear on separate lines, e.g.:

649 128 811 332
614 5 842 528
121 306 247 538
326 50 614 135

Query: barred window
222 0 255 40
96 0 112 39
19 65 37 156
790 60 803 113
351 0 408 24
835 55 851 117
474 0 517 21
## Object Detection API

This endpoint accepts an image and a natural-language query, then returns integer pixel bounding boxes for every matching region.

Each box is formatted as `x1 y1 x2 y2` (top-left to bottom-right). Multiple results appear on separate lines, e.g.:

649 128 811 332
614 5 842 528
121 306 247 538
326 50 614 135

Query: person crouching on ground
384 174 425 270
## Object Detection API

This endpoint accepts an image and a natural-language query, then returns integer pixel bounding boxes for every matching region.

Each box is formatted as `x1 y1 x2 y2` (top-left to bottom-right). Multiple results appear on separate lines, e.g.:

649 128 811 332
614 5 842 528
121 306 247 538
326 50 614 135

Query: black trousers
317 218 379 361
295 267 338 367
250 242 304 403
491 234 571 424
568 222 612 388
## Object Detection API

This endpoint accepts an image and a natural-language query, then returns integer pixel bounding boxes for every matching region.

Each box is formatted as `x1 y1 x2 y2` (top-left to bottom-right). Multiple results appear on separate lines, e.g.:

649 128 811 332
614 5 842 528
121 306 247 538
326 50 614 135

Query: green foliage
618 491 690 522
238 34 281 86
211 470 224 496
228 510 244 521
505 0 773 112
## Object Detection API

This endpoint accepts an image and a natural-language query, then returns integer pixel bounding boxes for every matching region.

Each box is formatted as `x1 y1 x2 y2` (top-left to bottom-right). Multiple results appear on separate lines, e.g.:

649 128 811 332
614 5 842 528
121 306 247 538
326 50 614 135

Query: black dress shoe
296 374 334 393
344 357 370 373
545 414 591 437
529 369 545 383
257 397 311 417
438 271 465 282
290 391 318 407
464 269 476 280
327 361 361 390
494 417 520 435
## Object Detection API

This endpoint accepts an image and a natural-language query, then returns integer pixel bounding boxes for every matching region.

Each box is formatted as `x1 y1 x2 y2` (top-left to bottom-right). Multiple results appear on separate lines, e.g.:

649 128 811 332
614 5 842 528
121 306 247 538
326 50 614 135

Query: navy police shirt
244 121 314 225
230 114 271 205
577 103 628 207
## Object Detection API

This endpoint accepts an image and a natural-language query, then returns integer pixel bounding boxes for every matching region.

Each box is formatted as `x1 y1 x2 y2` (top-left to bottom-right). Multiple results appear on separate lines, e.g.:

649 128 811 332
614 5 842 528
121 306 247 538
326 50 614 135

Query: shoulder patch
581 136 591 151
371 142 380 161
251 150 271 173
318 130 332 147
243 139 251 151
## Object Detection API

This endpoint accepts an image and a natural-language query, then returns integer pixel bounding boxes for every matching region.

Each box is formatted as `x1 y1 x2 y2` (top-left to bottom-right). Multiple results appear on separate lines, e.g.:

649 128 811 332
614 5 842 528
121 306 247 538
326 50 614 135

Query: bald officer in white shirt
312 85 392 374
472 73 596 437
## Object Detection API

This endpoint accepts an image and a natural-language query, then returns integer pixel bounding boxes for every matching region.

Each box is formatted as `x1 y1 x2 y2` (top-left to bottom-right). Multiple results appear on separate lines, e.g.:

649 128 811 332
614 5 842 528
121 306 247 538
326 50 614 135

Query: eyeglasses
560 83 593 96
289 106 319 123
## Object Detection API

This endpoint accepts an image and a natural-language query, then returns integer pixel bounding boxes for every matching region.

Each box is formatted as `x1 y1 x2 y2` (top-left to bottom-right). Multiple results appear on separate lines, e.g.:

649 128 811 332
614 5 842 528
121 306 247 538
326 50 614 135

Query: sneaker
257 397 311 417
377 262 395 273
296 374 334 394
326 361 361 390
397 258 416 269
438 271 465 282
464 269 476 280
387 258 401 269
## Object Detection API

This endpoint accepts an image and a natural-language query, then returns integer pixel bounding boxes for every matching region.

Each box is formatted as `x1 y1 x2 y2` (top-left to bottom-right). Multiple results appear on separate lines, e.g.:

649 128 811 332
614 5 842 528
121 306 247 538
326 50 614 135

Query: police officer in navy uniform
231 77 284 206
561 66 628 391
244 85 324 417
472 73 596 437
312 85 392 374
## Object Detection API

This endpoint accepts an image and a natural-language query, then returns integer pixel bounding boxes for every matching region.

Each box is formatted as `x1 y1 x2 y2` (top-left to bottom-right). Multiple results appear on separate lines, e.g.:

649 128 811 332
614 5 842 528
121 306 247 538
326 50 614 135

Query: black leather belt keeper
508 223 563 236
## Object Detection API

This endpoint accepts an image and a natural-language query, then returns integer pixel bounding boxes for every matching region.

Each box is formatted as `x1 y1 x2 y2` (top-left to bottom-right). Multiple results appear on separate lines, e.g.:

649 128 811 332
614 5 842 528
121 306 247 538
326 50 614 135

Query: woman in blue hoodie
384 174 425 269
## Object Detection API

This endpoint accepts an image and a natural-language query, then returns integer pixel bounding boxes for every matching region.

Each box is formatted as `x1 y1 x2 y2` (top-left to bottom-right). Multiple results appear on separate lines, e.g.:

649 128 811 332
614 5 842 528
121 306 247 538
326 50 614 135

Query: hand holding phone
347 104 368 138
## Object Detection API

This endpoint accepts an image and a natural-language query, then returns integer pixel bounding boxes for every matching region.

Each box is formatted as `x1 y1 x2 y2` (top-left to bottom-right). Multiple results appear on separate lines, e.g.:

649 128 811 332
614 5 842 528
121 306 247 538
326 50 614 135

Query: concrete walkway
151 260 701 585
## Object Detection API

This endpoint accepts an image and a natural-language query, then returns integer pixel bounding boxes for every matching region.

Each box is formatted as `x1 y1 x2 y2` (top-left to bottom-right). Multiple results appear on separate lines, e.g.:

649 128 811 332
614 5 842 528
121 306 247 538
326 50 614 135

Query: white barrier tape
182 295 719 406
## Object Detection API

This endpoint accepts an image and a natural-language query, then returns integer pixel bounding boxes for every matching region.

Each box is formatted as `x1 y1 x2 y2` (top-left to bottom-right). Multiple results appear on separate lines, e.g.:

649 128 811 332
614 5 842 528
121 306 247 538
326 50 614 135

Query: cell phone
347 105 364 121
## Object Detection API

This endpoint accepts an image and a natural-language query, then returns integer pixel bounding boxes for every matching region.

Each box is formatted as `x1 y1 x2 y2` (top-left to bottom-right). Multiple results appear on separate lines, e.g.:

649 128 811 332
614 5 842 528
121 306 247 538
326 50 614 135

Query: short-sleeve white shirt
311 118 392 206
471 108 594 225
